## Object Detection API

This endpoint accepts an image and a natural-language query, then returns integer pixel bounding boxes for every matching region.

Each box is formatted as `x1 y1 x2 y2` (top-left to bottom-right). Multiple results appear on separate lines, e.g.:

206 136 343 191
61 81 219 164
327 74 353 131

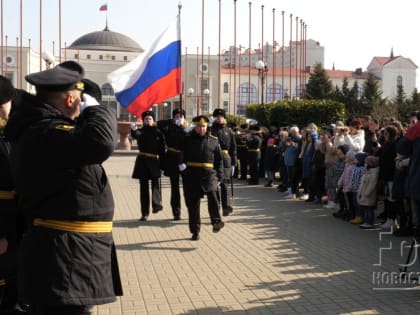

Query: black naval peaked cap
172 108 185 117
141 110 155 120
82 78 102 102
25 60 85 92
212 108 226 118
0 75 16 105
192 115 209 126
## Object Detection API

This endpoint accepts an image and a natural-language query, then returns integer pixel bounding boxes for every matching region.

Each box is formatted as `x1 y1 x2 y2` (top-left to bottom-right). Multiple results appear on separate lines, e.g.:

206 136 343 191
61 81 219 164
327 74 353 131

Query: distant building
0 28 417 119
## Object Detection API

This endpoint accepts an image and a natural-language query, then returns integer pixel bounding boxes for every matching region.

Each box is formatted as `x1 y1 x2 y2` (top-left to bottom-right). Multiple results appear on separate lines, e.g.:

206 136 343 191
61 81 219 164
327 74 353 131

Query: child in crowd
336 150 357 220
264 138 279 187
358 156 380 229
350 152 368 224
330 145 348 215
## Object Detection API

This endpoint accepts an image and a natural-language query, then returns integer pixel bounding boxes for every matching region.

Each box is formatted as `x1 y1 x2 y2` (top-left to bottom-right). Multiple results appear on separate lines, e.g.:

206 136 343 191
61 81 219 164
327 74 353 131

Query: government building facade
1 25 417 120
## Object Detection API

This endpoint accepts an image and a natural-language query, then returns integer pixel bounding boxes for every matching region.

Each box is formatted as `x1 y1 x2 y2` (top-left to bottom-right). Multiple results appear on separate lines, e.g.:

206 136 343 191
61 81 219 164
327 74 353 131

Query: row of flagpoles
0 1 308 117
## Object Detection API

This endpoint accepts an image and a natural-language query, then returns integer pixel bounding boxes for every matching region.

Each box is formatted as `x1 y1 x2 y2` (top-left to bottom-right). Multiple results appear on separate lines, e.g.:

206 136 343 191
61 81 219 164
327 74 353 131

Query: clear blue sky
2 0 419 88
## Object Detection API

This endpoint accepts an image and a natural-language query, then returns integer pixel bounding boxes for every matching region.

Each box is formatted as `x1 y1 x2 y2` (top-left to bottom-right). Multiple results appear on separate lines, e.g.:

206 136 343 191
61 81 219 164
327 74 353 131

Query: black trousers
30 305 92 315
140 178 162 216
169 175 181 217
185 190 221 235
0 282 17 313
217 179 231 210
248 157 260 184
239 158 248 179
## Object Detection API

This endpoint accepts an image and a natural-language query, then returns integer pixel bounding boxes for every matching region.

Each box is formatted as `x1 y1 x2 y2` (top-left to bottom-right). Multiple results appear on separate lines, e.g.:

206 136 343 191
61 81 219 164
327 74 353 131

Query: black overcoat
4 92 122 306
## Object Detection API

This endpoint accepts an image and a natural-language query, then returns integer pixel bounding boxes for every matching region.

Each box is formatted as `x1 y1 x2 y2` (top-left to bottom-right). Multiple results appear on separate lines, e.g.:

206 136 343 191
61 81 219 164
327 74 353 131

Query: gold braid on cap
197 118 208 126
75 82 84 91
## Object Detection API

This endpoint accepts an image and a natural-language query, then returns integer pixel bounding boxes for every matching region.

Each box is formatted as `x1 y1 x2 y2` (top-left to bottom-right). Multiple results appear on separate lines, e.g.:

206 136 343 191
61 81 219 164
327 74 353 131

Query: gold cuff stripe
139 152 159 159
167 147 182 153
0 279 6 286
186 162 214 168
33 218 112 233
0 190 16 199
247 149 260 152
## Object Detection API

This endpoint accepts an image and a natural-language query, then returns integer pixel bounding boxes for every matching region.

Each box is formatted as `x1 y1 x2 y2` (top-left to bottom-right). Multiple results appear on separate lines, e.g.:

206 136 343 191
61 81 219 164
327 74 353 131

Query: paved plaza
94 154 420 315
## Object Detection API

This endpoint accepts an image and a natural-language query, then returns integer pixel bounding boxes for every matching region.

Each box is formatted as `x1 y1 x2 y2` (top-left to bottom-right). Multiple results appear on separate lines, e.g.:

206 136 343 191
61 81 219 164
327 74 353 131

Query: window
223 101 228 111
201 79 208 91
266 83 283 102
86 54 91 60
236 82 257 116
223 82 229 93
74 54 79 59
101 83 114 96
397 75 403 86
111 56 116 60
99 55 103 60
123 56 128 61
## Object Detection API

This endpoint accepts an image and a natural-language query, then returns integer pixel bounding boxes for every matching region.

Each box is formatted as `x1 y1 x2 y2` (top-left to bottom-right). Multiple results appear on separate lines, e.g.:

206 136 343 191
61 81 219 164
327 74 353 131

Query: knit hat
365 155 379 169
267 138 275 145
355 152 368 166
337 144 350 155
346 150 356 159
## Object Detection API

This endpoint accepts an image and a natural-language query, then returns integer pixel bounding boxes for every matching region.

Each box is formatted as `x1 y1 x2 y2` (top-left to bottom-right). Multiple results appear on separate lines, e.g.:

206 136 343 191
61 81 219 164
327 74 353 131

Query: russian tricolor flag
108 15 181 118
99 4 108 11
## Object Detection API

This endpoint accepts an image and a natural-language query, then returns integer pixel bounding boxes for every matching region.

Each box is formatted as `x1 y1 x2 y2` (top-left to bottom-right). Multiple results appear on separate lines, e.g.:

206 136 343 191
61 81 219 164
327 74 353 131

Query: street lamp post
256 60 268 124
203 88 210 114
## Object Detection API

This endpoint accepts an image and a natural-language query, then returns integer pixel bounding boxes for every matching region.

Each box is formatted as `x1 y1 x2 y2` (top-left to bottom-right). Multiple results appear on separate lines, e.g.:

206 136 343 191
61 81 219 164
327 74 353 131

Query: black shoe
213 221 225 233
394 227 414 237
152 206 163 213
139 216 148 221
377 211 386 219
223 206 233 216
332 210 345 218
305 198 315 202
173 215 181 221
264 183 273 187
191 233 200 241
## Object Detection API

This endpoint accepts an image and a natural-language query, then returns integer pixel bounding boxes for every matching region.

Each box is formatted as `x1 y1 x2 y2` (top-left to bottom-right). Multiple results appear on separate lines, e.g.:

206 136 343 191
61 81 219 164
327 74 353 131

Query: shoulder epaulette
55 124 74 131
209 134 218 140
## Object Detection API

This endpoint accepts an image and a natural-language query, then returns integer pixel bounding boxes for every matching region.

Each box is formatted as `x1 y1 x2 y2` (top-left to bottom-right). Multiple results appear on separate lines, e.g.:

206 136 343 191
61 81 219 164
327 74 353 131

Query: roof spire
332 62 335 71
390 47 394 58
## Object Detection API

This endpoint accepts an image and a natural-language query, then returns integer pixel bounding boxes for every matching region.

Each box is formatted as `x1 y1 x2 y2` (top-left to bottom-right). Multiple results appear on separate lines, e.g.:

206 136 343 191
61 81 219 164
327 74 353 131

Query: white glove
80 93 100 112
184 126 193 133
231 166 235 176
178 163 187 172
130 123 137 131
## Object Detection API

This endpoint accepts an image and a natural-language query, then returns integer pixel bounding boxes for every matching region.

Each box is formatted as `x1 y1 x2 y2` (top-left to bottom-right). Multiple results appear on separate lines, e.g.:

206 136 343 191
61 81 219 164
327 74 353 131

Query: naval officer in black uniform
131 111 166 221
180 115 225 240
210 108 237 216
157 108 187 220
5 61 122 315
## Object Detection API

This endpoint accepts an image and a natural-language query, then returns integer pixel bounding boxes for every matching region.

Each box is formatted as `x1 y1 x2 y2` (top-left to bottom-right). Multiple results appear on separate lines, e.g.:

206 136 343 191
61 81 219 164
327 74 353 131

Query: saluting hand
0 238 8 255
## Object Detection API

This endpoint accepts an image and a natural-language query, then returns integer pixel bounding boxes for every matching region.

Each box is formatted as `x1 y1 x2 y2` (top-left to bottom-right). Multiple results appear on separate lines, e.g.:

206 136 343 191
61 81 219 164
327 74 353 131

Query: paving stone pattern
92 155 420 315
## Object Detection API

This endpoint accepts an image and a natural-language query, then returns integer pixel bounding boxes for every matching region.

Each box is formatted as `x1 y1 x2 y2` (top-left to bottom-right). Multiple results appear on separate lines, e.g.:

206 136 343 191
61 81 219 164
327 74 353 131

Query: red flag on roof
99 4 108 11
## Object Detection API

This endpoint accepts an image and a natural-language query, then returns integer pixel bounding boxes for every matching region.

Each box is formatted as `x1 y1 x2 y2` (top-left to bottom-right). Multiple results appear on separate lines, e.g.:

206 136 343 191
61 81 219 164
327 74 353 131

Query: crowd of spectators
254 112 420 236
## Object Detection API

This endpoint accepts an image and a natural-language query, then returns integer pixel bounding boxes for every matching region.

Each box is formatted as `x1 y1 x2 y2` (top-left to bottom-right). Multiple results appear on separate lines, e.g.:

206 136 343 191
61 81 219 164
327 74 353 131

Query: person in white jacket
343 118 365 152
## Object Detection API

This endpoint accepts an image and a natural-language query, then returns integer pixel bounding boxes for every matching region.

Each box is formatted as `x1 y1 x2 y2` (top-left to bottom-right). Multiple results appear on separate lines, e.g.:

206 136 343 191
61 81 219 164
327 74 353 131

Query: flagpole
218 0 221 111
295 16 298 98
248 1 251 105
281 10 284 99
20 0 23 88
289 13 292 99
233 0 237 116
59 0 62 62
28 38 31 74
40 0 42 71
272 8 275 102
1 0 3 75
201 0 205 115
178 1 183 111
